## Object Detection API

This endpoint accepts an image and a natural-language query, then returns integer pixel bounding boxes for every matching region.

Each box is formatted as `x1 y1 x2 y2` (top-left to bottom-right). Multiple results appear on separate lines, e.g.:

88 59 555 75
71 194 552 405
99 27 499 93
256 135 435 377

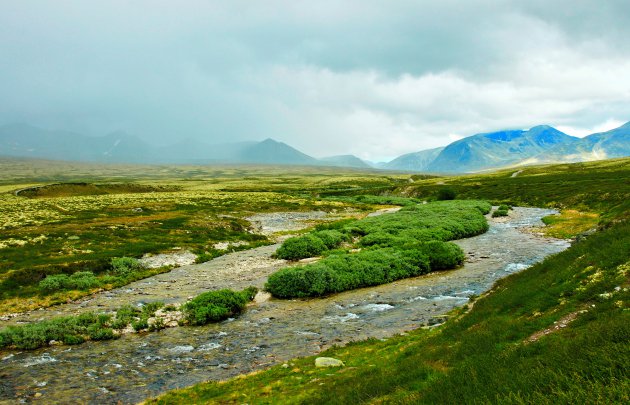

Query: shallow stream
0 207 569 404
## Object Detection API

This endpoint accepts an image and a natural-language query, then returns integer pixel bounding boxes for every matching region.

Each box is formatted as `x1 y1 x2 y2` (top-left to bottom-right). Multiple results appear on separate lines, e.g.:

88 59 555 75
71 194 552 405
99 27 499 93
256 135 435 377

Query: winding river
0 207 569 404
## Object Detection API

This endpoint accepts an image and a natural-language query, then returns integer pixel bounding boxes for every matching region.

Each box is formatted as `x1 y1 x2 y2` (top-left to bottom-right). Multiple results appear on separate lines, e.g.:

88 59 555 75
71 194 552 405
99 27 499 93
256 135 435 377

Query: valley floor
0 207 567 403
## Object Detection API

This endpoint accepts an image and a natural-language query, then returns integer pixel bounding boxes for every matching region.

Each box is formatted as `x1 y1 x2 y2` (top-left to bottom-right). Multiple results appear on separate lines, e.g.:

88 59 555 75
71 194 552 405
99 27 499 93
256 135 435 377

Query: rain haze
1 0 630 161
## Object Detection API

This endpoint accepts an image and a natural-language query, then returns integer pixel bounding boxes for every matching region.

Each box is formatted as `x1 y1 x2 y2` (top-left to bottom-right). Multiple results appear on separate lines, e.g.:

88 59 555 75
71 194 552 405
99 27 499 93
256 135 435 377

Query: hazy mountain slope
236 138 319 165
383 146 444 171
427 125 577 173
319 154 372 168
0 124 157 162
534 121 630 163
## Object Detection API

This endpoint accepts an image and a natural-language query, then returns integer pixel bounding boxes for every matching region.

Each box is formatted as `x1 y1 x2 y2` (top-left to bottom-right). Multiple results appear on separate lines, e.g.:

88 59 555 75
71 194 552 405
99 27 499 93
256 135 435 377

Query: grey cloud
0 1 629 159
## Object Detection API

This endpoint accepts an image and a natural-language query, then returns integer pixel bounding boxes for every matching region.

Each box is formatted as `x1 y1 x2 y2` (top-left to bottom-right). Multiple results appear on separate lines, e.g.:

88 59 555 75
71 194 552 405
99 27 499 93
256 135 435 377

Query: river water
0 208 569 404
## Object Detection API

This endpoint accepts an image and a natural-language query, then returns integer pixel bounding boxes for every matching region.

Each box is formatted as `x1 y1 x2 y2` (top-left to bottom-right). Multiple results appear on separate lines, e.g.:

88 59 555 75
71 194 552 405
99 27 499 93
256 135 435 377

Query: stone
315 357 344 368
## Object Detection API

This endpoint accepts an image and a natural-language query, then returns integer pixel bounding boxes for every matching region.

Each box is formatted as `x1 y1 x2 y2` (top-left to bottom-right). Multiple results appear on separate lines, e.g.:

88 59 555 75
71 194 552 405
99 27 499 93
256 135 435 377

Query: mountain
0 123 157 162
319 155 372 168
534 121 630 164
0 124 320 166
382 147 444 171
426 125 577 173
236 138 319 165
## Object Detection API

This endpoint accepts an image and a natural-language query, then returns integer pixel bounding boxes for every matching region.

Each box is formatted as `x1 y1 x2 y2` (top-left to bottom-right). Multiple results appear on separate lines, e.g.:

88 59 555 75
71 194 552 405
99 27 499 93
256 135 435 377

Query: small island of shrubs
267 200 491 298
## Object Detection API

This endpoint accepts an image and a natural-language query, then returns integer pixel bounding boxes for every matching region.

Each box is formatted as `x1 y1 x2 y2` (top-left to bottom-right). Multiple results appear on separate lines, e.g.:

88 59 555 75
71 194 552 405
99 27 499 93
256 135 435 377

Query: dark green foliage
311 230 350 249
436 188 457 200
492 208 509 217
183 287 257 326
38 271 102 293
275 234 328 260
131 318 149 332
412 241 465 270
110 256 143 277
0 312 117 350
266 249 431 298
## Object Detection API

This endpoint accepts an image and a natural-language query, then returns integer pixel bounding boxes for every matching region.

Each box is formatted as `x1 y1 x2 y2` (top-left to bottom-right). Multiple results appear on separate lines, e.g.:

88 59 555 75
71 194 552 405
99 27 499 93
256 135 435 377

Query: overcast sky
1 1 629 161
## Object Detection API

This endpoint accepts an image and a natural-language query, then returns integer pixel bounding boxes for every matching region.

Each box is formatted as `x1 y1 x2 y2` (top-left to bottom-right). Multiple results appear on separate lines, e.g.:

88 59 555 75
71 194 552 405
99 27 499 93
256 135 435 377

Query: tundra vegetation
0 161 408 313
268 200 491 298
149 158 629 404
0 287 257 350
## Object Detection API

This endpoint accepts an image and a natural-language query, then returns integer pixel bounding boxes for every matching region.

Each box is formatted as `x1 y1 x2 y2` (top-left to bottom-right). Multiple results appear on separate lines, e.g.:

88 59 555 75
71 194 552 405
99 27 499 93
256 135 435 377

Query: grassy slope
151 158 630 404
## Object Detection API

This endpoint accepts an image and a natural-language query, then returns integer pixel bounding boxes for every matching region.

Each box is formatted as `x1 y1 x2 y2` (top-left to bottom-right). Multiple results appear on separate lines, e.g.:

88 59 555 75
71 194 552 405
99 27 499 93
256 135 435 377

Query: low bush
275 234 328 260
0 312 117 350
311 230 350 249
39 271 102 293
183 287 258 326
492 209 509 217
110 257 143 277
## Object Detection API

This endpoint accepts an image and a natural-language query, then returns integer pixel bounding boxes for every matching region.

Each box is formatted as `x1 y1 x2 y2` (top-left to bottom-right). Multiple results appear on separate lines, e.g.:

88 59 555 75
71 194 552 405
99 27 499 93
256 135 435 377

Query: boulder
315 357 344 367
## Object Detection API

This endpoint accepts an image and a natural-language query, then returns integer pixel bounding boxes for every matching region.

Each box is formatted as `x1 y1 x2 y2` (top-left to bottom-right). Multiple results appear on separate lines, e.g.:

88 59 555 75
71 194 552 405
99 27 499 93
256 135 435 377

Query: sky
1 1 629 161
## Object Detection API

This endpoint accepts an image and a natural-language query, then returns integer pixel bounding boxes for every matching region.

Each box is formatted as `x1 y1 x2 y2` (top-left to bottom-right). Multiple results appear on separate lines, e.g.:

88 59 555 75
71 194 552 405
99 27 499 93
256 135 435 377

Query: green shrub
437 188 457 200
492 209 509 217
110 257 143 277
132 318 149 331
266 249 431 298
66 271 101 290
275 234 328 260
311 230 350 249
183 287 257 326
498 204 512 211
39 274 70 293
413 241 465 270
87 324 115 340
39 271 101 293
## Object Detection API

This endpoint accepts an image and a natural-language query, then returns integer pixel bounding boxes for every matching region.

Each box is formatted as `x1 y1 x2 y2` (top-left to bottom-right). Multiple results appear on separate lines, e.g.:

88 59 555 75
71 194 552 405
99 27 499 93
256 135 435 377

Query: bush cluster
183 287 258 326
275 230 349 260
267 200 488 298
38 257 146 294
0 312 114 350
39 271 101 293
0 285 258 351
266 248 431 298
492 205 512 217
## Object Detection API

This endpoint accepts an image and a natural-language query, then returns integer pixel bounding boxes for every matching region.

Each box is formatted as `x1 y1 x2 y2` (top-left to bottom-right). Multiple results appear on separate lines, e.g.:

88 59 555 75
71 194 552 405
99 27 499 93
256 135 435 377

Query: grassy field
149 157 630 404
0 158 408 314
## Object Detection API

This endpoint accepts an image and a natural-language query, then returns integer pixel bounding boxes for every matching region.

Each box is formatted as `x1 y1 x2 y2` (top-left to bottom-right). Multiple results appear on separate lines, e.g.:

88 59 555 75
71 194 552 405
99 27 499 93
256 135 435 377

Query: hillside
319 154 372 168
382 146 444 171
426 125 576 173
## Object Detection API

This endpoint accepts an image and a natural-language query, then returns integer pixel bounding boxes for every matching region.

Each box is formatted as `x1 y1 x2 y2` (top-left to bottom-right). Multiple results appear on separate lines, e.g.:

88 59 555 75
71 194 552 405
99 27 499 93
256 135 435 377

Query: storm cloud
1 0 629 160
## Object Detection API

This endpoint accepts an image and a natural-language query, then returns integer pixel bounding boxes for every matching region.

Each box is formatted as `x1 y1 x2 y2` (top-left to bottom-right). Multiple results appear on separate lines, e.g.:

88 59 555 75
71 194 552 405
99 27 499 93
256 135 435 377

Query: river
0 207 569 404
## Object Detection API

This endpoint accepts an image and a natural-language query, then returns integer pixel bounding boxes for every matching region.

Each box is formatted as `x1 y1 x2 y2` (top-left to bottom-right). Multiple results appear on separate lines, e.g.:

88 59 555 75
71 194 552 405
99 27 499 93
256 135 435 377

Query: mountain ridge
1 121 628 171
